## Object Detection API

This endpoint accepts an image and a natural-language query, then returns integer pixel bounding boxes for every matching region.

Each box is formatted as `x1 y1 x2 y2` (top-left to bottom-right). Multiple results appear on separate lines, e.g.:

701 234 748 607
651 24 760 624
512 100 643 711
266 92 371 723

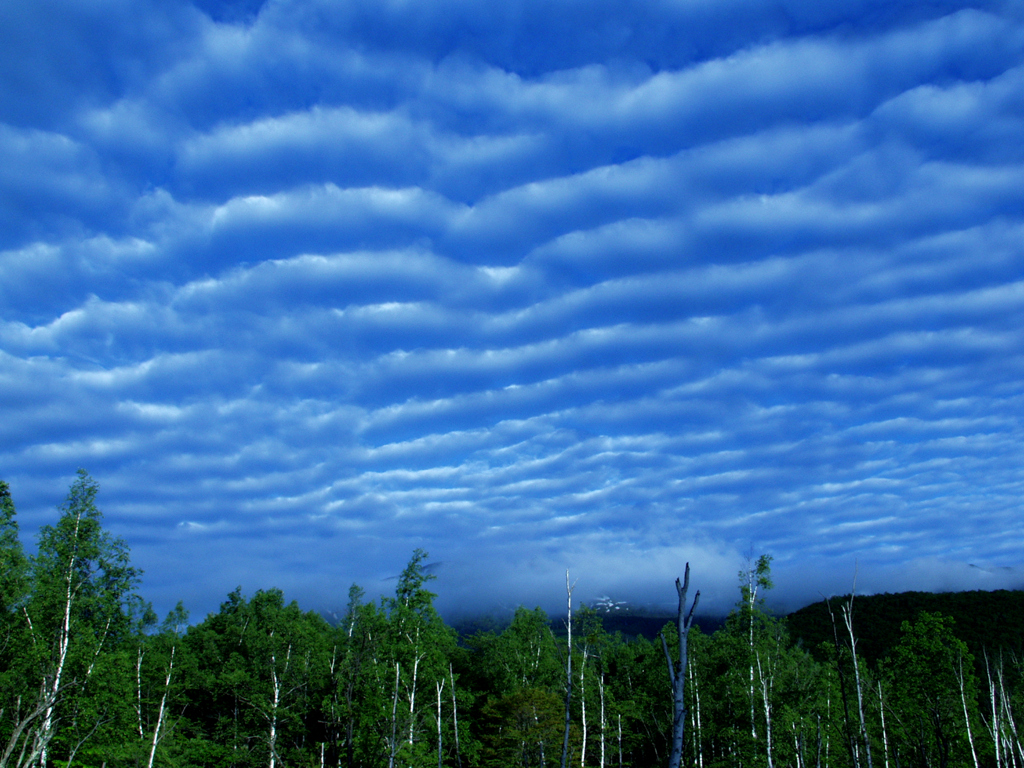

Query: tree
0 481 27 626
741 554 773 746
561 570 577 768
181 586 330 767
604 631 671 767
0 481 32 768
1 469 144 768
661 562 699 768
138 601 191 768
378 549 459 768
881 612 983 768
479 687 563 768
475 607 561 697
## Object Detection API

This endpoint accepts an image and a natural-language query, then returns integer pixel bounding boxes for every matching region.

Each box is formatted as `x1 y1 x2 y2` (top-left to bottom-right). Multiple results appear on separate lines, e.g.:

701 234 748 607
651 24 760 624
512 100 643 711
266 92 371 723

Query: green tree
478 687 562 768
471 607 561 698
605 631 671 767
182 587 330 768
0 481 27 625
1 470 145 768
881 612 983 768
378 550 459 768
131 601 192 768
690 555 827 768
0 481 32 768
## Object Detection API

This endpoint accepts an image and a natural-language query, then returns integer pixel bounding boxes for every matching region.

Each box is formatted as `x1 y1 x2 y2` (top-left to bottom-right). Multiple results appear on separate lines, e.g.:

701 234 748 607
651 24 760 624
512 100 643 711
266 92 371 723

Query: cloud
2 0 1024 621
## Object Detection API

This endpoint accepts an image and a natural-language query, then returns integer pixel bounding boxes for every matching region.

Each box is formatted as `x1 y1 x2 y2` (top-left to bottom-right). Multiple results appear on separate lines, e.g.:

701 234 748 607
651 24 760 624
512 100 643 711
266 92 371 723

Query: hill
785 589 1024 666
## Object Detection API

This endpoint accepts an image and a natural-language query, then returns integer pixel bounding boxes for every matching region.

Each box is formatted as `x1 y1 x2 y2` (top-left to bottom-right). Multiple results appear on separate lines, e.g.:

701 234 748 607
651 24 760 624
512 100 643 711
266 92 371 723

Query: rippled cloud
1 0 1023 619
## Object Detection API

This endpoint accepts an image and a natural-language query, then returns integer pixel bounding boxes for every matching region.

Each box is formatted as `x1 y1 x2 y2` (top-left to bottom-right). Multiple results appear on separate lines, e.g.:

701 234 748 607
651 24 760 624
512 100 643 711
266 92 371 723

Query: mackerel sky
2 0 1024 620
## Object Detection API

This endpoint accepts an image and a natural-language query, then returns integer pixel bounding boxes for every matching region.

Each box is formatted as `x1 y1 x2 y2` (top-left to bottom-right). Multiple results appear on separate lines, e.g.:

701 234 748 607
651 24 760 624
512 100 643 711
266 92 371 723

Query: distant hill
595 613 726 638
786 589 1024 666
449 590 1024 664
450 610 724 642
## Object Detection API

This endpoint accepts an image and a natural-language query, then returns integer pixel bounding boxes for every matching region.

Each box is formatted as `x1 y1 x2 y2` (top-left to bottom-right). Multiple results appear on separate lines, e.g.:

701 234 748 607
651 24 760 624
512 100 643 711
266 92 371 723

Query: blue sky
2 0 1024 620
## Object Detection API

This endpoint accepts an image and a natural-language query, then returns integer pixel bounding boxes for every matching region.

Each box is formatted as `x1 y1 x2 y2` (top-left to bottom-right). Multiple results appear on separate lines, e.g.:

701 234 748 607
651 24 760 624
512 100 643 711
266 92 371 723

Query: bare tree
560 569 577 768
840 593 873 768
660 563 700 768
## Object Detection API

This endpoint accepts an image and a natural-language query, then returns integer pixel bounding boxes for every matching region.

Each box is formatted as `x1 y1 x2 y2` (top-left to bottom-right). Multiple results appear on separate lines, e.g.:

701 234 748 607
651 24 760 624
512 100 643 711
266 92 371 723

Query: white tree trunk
599 672 605 768
957 652 980 768
689 654 704 768
268 643 291 768
136 646 146 740
986 652 1003 768
560 570 576 768
146 645 176 768
435 677 445 768
617 714 622 768
842 598 873 768
388 662 400 768
580 646 588 768
757 652 774 768
407 651 422 757
877 680 889 768
449 663 462 768
38 514 83 768
747 567 758 742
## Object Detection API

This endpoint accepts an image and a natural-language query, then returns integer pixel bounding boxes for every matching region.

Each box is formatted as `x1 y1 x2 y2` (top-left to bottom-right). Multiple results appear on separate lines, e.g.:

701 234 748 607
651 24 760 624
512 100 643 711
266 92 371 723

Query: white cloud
2 0 1024 620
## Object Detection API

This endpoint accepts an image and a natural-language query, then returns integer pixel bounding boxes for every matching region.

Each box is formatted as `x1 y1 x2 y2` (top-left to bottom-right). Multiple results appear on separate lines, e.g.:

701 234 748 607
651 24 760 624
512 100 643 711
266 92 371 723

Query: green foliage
881 612 983 768
478 687 562 768
739 553 774 611
180 586 330 767
0 481 29 763
470 607 561 696
0 481 27 615
605 631 672 766
1 470 148 768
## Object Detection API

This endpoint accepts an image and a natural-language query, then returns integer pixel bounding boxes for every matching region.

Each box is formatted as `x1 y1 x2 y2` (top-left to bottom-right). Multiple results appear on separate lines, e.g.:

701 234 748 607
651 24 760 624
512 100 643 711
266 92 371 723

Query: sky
2 0 1024 622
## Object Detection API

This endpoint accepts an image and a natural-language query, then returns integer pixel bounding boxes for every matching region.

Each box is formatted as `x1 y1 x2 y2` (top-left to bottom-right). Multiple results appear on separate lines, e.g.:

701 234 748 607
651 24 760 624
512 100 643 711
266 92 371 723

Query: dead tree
660 563 700 768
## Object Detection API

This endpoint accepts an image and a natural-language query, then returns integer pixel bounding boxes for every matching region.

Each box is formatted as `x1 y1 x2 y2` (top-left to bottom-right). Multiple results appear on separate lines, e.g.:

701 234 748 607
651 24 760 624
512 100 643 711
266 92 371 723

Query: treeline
3 472 1024 768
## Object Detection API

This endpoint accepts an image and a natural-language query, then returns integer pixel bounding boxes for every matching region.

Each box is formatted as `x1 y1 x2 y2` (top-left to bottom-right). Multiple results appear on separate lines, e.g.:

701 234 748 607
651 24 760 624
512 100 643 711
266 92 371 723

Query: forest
2 471 1023 768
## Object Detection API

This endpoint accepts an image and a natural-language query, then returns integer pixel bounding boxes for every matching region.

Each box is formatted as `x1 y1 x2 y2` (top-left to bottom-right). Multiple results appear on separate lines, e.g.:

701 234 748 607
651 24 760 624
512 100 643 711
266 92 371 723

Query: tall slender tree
661 562 700 768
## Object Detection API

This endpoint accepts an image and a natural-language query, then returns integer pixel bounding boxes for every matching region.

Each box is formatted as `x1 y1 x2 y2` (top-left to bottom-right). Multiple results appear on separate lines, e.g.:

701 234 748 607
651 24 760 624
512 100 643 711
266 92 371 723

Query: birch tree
740 554 773 745
560 570 577 768
1 470 143 768
140 602 189 768
382 549 458 768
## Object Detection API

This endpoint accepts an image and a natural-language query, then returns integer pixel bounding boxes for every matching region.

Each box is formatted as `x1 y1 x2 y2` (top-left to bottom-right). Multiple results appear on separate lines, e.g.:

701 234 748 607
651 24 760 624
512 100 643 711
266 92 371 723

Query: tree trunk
877 680 889 768
688 655 704 768
599 672 605 768
580 646 588 768
449 663 462 768
561 570 576 768
841 596 873 768
38 514 83 768
660 563 700 768
388 662 400 768
146 645 175 768
757 652 774 768
826 597 859 768
435 678 444 768
956 652 980 768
